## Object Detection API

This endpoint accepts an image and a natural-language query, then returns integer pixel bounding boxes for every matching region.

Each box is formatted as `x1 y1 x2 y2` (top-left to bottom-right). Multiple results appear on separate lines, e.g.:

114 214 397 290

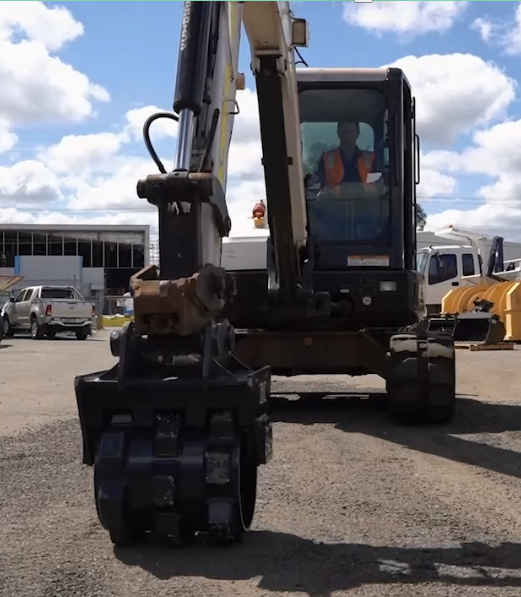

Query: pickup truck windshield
40 288 79 300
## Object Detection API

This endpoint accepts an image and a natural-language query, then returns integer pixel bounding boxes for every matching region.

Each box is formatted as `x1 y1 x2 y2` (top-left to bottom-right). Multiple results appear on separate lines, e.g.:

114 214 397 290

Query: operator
306 120 384 240
309 120 378 193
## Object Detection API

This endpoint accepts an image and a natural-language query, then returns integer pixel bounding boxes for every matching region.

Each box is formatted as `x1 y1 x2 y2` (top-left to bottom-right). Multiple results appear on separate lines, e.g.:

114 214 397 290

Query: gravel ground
1 332 521 596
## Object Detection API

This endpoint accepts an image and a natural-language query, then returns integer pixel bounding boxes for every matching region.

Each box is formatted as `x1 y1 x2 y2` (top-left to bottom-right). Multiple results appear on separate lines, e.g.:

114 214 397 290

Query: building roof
0 224 150 232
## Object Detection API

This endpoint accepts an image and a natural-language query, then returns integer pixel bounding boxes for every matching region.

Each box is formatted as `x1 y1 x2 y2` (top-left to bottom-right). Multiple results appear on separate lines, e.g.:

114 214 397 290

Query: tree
416 203 427 231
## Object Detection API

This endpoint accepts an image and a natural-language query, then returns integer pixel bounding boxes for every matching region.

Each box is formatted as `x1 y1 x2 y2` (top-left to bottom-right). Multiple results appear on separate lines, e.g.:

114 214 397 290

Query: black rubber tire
388 379 456 425
46 330 57 339
387 335 456 426
3 317 14 338
76 328 89 341
30 317 44 340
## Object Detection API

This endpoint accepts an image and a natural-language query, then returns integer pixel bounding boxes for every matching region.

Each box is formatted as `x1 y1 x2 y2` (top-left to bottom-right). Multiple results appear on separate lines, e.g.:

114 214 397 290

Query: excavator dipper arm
73 0 311 549
242 1 308 302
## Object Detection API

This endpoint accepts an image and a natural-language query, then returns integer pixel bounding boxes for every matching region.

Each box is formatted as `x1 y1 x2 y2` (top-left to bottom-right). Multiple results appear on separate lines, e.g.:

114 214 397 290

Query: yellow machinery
442 280 521 342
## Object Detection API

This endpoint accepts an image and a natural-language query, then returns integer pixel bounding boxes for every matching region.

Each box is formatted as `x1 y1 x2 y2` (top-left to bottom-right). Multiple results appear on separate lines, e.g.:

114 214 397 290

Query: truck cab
417 245 481 315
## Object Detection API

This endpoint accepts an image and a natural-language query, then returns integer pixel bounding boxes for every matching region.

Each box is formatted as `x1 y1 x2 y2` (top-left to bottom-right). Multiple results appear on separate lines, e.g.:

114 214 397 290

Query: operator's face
338 122 359 146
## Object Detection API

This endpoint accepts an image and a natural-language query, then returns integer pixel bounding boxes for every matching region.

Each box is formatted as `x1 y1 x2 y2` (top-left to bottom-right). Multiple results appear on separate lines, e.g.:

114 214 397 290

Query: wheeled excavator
75 0 457 548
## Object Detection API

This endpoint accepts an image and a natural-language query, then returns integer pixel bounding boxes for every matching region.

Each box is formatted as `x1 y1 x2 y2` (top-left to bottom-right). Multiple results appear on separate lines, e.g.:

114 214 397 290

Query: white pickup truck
2 285 95 340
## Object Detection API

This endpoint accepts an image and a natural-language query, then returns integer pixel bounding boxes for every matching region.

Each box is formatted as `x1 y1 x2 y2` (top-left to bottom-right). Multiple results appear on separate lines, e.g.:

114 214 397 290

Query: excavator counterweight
74 0 457 549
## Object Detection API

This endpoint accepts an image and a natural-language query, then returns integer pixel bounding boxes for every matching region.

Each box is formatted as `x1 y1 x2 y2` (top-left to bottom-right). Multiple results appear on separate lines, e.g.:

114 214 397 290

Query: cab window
299 87 389 244
14 290 28 303
428 253 458 285
462 253 475 276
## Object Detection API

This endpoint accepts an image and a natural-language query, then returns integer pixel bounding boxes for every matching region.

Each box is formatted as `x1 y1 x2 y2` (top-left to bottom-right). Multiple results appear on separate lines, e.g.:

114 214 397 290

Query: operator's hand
305 173 320 189
364 180 387 199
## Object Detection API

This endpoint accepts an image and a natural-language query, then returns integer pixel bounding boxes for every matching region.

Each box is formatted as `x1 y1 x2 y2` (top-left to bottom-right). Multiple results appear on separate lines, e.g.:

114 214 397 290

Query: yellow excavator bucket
441 280 521 342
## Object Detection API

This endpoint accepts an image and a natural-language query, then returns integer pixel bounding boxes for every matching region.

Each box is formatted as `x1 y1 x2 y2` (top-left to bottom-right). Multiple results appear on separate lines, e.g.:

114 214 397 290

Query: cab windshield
299 88 390 243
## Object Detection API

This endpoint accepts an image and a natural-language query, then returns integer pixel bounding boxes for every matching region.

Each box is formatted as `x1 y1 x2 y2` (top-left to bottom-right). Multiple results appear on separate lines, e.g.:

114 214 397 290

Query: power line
2 197 521 215
0 195 521 213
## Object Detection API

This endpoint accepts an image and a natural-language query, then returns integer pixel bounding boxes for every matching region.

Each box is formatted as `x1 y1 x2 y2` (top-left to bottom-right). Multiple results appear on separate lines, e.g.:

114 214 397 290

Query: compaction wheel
92 410 268 546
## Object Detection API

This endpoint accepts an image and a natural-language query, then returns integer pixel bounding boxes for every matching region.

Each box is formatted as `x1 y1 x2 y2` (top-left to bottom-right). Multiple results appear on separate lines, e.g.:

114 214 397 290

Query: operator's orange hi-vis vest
322 149 376 192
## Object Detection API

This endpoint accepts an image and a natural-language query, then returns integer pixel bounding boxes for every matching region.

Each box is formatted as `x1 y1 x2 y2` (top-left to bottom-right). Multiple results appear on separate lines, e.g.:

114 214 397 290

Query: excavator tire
386 332 456 425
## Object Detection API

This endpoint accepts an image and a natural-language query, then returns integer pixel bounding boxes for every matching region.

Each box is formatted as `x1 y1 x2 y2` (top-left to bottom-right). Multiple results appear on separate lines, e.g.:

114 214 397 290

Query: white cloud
505 4 521 55
67 156 158 211
469 4 521 57
0 1 84 52
418 164 457 199
459 120 521 209
0 119 18 154
0 206 157 230
343 1 468 38
421 118 521 238
0 1 108 148
471 17 493 43
0 160 62 205
388 54 516 145
426 203 521 238
420 119 521 194
40 132 125 175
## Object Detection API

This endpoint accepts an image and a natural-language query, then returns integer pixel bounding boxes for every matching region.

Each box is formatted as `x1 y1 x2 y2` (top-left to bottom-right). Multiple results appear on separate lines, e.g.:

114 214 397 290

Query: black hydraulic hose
142 112 179 174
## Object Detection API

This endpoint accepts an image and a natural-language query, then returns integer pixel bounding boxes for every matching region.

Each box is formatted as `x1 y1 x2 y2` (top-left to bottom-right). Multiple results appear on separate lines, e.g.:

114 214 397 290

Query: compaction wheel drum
92 420 262 546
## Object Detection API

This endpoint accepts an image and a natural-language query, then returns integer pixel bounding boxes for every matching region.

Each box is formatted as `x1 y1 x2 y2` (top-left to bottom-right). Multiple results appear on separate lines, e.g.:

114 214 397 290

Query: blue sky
2 1 521 239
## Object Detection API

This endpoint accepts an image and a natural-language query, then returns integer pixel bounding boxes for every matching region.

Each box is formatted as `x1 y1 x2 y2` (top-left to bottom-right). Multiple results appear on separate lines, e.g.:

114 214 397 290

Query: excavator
74 1 457 548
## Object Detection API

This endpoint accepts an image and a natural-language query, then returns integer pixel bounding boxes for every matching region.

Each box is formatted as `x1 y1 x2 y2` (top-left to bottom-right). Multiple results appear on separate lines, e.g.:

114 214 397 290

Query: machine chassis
232 325 456 425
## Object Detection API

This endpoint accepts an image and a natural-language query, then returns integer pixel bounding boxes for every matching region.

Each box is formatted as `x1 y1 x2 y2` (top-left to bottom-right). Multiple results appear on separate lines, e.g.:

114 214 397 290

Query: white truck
2 285 95 340
416 226 521 315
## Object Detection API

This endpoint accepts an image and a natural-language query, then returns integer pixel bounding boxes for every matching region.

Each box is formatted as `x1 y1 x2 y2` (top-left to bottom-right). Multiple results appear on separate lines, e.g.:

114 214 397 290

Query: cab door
8 289 30 327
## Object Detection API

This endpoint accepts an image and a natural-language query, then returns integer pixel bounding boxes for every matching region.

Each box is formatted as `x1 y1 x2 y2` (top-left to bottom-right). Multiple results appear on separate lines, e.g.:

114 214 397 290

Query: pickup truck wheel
76 328 89 341
30 318 44 340
3 317 14 338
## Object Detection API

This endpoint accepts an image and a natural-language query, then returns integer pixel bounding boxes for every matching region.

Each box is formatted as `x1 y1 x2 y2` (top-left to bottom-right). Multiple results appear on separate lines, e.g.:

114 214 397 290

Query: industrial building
0 224 150 307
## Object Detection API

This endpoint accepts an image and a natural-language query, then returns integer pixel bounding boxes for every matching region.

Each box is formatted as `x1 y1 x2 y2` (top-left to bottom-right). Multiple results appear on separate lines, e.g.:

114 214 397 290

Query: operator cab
296 68 422 327
226 68 422 330
297 67 416 273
